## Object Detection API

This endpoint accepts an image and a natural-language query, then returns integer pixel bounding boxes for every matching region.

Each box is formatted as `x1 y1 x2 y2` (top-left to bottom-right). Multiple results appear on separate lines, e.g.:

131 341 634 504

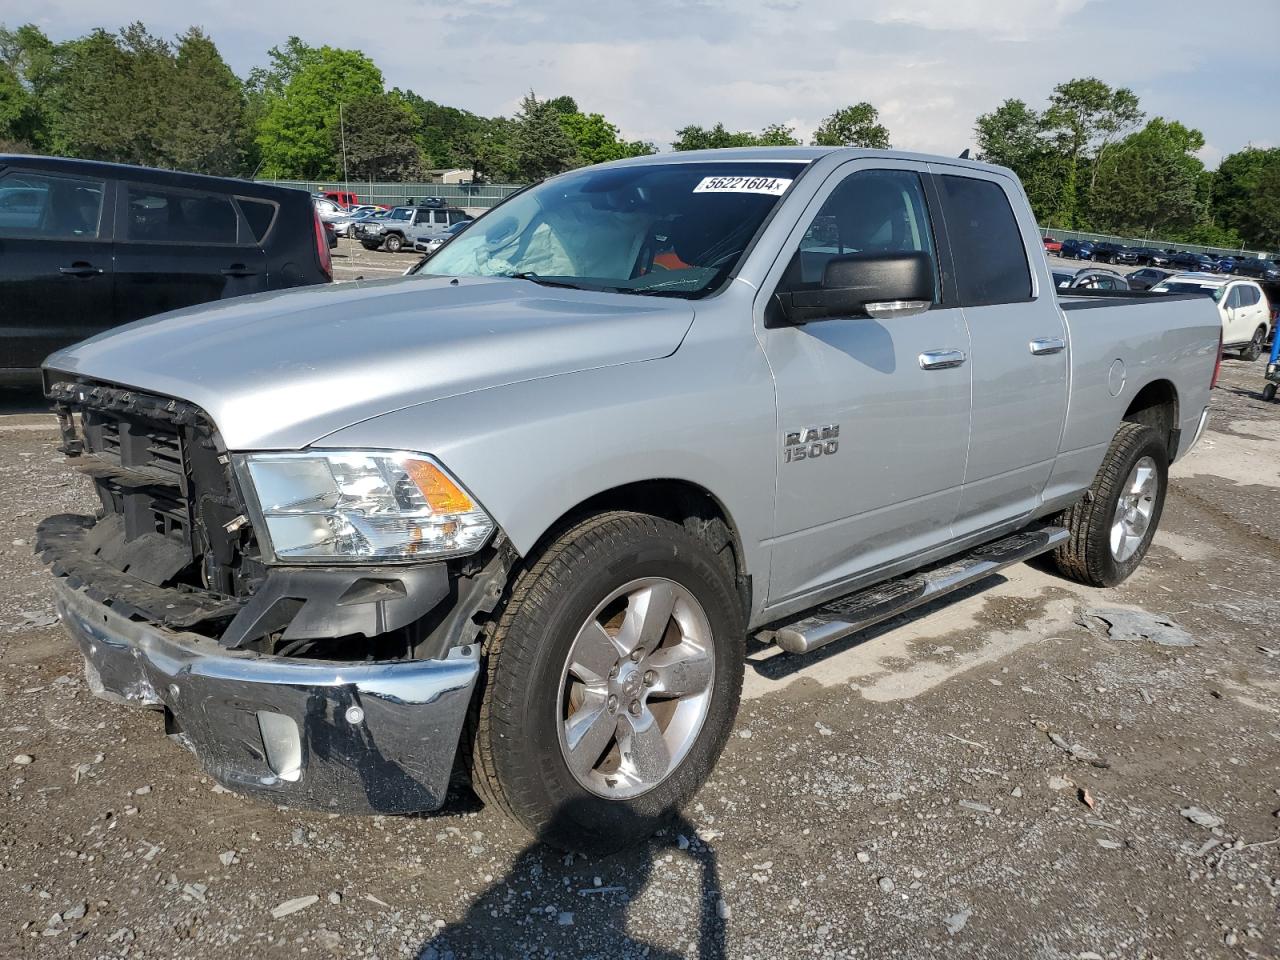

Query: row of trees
1 23 1274 249
975 77 1280 249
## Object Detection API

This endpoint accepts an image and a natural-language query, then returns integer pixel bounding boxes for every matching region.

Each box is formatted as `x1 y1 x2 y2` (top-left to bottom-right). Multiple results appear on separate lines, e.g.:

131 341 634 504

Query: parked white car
1151 273 1272 360
311 197 347 223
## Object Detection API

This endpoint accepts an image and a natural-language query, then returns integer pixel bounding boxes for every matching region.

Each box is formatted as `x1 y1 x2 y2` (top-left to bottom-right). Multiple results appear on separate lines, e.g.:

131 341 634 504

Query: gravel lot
1 301 1278 958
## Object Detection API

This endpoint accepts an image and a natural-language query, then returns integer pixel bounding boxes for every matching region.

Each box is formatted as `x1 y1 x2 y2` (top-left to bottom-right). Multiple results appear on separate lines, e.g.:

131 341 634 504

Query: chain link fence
255 179 523 213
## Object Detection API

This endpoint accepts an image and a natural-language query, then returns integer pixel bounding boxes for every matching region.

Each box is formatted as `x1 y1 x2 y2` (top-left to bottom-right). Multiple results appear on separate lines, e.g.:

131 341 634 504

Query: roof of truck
601 146 1011 177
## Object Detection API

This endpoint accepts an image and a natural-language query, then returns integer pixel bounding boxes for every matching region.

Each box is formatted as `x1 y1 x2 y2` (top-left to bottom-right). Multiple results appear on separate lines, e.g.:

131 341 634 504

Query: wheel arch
1122 378 1179 461
523 478 750 606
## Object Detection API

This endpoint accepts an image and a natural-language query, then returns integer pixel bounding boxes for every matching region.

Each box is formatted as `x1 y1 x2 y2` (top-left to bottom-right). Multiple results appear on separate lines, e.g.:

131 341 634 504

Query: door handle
59 263 103 278
1029 337 1066 355
918 349 967 370
221 265 258 277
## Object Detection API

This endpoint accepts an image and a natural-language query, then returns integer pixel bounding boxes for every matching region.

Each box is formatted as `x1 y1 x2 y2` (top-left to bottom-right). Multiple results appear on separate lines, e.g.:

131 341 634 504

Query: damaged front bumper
51 576 479 815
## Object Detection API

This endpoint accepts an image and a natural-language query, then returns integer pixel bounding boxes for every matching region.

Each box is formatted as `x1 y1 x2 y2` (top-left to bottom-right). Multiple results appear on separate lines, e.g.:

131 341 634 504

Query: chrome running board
766 525 1069 655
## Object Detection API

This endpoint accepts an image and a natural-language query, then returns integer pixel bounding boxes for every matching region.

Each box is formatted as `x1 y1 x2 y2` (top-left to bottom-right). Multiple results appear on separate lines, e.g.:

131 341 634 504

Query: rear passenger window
1239 286 1260 307
237 198 277 243
937 175 1032 306
125 186 239 245
0 171 104 240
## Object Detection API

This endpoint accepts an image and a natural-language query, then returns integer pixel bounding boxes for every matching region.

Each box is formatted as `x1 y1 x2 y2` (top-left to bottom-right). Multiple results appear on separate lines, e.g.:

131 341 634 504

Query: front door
760 162 972 607
0 167 114 371
113 182 267 324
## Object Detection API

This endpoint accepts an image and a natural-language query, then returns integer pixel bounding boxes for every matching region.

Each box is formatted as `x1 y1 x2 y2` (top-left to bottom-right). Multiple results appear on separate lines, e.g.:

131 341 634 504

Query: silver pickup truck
38 148 1220 853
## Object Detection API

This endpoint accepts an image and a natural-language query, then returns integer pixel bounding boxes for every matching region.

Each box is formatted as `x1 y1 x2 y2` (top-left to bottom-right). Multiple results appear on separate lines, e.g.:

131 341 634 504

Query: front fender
315 312 778 618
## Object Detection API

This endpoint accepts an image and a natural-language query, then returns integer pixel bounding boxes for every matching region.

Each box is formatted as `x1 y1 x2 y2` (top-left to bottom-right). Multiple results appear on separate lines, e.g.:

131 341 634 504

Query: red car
319 190 359 207
1042 236 1062 253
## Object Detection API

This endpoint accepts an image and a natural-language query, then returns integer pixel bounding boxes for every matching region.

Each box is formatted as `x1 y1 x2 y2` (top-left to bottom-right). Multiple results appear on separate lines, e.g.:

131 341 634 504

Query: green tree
511 91 576 180
757 122 800 146
974 98 1069 224
558 110 655 165
0 61 27 142
165 29 246 175
0 24 57 147
255 46 383 179
672 122 758 150
338 92 422 180
1089 119 1205 236
1042 77 1143 225
1212 147 1280 248
811 102 889 148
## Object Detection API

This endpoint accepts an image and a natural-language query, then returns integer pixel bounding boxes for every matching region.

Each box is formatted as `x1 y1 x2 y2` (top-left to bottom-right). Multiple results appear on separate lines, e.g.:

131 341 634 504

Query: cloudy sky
10 0 1278 167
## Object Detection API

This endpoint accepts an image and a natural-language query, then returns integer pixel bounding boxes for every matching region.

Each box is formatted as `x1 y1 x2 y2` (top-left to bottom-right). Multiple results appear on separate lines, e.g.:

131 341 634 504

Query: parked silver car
352 203 472 253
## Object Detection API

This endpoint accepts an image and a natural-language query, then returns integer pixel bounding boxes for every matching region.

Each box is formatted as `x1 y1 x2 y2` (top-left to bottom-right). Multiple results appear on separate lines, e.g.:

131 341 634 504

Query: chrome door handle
918 349 967 370
1029 337 1066 356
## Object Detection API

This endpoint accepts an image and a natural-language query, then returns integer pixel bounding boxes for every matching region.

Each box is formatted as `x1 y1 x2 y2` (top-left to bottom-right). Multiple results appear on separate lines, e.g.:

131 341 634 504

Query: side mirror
776 251 935 324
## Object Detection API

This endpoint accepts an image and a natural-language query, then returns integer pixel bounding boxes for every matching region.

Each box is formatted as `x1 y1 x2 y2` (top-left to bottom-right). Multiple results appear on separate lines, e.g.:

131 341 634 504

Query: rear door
761 161 972 605
113 181 267 324
930 167 1069 535
0 167 114 371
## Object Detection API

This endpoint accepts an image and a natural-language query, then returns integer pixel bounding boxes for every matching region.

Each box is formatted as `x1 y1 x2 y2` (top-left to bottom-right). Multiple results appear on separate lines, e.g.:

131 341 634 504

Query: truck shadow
414 803 726 959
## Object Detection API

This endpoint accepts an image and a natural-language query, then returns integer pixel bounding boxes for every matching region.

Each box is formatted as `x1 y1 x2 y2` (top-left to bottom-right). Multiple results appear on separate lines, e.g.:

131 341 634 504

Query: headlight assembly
236 451 495 562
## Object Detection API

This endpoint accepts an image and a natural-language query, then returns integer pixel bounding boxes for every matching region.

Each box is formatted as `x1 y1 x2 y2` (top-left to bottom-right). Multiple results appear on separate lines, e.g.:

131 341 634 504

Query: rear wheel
1053 422 1168 587
1240 326 1266 362
1264 382 1278 402
470 512 745 853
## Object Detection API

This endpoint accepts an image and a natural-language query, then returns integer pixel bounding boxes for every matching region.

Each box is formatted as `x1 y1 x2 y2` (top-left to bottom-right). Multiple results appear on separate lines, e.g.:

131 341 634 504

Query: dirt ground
1 330 1278 958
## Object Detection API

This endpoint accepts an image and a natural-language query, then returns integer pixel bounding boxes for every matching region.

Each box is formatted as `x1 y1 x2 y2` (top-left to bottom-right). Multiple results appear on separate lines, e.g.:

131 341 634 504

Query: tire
1264 382 1278 403
384 233 404 253
1240 327 1266 362
469 511 745 853
1052 422 1168 588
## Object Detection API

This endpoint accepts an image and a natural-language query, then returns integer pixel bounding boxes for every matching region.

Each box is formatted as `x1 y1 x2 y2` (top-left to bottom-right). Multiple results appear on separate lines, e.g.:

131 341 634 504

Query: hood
45 275 695 449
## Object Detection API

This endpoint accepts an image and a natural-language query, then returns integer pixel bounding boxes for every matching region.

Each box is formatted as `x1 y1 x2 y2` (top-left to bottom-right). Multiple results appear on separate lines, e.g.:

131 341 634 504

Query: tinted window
1239 285 1260 306
446 209 471 225
0 171 104 239
936 175 1031 306
238 198 277 243
126 186 238 244
784 168 938 292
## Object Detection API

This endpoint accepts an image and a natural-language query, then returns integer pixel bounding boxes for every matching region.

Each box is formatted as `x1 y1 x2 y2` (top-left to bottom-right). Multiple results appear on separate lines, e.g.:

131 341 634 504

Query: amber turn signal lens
406 459 475 514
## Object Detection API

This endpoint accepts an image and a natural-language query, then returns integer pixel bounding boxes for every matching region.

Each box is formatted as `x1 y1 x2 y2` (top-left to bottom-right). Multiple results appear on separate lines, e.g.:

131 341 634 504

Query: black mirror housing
776 251 935 324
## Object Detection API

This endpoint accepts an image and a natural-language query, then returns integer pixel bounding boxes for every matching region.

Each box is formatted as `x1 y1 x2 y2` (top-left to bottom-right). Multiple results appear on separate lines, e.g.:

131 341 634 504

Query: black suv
0 155 332 382
1091 241 1138 265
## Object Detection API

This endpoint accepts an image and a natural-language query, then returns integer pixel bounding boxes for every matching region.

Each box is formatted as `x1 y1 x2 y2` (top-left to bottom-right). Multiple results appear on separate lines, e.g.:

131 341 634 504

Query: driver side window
784 169 938 294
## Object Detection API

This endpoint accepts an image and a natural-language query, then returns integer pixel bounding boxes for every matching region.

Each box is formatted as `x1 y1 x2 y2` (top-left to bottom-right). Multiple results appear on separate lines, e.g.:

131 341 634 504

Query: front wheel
1052 422 1168 587
384 233 404 253
1240 327 1266 362
469 512 744 853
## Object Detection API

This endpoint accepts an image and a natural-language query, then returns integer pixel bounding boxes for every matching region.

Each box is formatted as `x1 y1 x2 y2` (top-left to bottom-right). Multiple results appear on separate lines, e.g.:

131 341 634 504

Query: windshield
425 161 804 297
1154 281 1224 300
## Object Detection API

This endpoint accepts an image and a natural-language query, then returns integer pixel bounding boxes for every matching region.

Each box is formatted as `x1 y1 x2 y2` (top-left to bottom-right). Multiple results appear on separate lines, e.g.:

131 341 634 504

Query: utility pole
339 102 349 191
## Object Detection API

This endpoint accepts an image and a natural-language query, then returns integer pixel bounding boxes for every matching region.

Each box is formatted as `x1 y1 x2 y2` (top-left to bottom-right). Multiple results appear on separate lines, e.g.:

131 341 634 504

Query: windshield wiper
504 272 593 291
